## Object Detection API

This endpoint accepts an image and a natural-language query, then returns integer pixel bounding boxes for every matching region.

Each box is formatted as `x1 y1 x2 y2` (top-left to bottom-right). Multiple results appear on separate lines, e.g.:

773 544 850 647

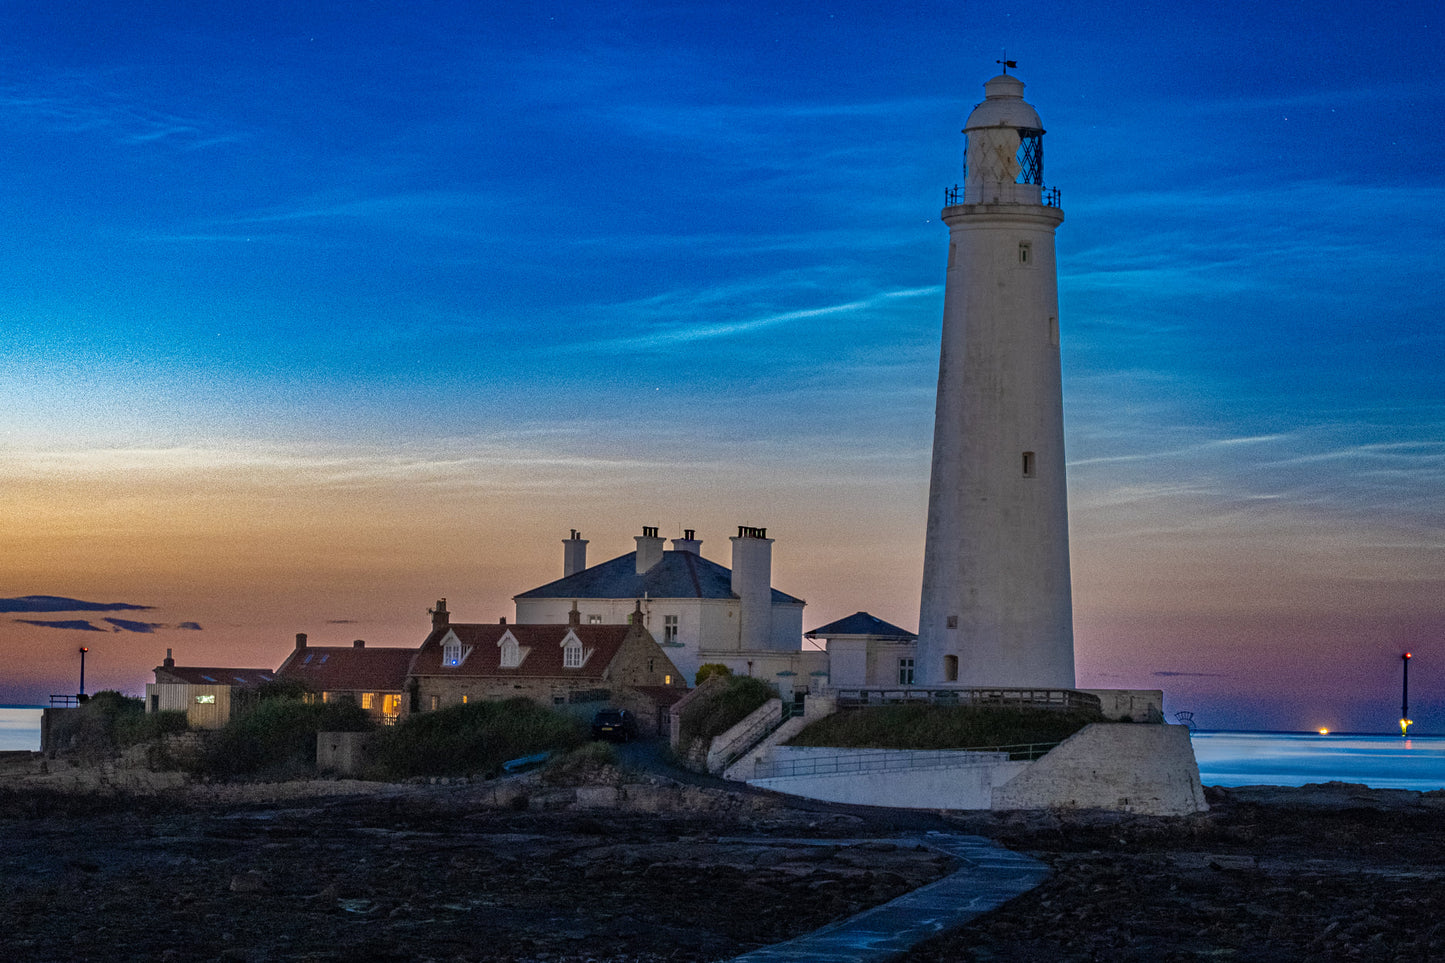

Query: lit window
443 637 462 666
500 638 521 668
462 694 469 704
1022 451 1036 478
381 694 400 716
195 694 216 705
898 658 915 685
429 695 440 711
664 674 672 685
321 692 332 703
663 614 679 643
361 693 375 710
563 641 583 668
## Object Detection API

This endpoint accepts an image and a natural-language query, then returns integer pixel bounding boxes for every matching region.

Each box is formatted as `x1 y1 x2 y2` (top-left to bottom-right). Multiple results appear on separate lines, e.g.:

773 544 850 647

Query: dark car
591 708 638 742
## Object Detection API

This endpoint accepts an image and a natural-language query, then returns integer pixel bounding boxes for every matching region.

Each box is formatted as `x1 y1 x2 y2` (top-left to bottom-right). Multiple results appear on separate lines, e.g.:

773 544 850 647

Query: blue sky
1 0 1441 731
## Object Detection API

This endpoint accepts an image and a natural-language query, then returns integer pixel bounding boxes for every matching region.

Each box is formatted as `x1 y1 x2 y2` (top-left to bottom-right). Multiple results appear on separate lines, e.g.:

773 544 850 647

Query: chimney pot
163 648 174 668
500 616 507 625
296 632 308 650
353 639 365 648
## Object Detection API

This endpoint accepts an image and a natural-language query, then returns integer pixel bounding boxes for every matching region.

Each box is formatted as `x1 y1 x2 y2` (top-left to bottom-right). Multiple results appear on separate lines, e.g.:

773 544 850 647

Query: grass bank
787 704 1101 751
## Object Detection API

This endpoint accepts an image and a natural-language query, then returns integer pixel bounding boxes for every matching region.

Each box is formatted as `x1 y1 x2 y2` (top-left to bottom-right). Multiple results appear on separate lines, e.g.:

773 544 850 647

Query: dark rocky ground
3 773 1443 963
908 783 1445 963
0 783 949 963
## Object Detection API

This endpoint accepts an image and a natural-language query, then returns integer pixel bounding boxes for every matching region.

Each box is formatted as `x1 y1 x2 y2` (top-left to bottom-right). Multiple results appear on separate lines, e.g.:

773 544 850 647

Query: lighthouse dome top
964 74 1042 133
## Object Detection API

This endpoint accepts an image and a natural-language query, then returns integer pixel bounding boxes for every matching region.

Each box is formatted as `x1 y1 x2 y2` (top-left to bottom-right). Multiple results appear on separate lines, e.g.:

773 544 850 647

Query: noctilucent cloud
2 1 1441 732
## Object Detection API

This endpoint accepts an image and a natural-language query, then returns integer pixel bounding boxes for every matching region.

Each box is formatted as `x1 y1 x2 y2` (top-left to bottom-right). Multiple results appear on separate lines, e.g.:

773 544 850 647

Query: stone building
273 634 415 724
412 600 688 736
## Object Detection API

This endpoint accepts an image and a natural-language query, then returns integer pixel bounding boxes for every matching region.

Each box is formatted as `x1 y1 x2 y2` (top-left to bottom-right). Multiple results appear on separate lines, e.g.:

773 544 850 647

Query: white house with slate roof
513 526 812 686
804 612 918 689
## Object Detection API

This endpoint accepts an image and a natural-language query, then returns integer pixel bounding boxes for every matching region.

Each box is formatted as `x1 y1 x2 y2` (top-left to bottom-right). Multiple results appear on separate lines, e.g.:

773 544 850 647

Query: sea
1 705 44 752
1190 730 1445 791
3 708 1443 790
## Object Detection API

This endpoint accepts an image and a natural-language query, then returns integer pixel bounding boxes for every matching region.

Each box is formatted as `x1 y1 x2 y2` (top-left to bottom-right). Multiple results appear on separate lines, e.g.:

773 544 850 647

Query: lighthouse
916 70 1075 689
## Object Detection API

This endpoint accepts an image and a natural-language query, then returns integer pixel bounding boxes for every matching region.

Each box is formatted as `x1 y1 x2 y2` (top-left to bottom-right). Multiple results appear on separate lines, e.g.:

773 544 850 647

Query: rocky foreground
3 757 1443 963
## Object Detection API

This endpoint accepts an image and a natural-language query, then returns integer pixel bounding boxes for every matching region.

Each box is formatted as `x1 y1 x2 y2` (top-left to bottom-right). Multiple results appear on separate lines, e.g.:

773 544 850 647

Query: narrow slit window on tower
1022 451 1037 477
1049 316 1059 347
1018 242 1031 265
944 655 959 682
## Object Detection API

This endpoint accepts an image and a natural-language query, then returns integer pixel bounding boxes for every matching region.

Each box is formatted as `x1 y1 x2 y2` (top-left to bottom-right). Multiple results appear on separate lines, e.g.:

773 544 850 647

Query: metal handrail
834 687 1101 713
754 742 1059 780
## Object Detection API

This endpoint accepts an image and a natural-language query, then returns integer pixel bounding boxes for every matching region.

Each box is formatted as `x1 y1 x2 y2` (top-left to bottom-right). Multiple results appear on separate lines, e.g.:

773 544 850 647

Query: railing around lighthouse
944 184 1062 208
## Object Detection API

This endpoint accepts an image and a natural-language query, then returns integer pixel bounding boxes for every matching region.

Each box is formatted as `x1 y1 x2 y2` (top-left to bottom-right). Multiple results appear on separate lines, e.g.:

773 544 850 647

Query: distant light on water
1193 731 1445 790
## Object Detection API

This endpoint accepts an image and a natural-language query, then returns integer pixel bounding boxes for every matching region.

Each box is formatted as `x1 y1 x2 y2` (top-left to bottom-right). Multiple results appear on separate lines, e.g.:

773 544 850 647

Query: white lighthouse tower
916 70 1075 689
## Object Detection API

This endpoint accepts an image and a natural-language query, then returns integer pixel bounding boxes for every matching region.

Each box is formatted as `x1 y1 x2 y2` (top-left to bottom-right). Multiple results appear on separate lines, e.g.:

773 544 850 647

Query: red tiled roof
275 646 415 692
412 623 631 679
155 667 276 686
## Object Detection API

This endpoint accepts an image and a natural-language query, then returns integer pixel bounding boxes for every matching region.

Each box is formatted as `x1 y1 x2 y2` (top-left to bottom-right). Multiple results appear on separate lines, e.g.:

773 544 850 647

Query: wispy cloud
0 596 153 614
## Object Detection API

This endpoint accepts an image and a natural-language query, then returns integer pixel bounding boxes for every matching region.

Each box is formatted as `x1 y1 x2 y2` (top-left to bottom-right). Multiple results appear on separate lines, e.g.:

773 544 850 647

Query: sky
1 0 1441 732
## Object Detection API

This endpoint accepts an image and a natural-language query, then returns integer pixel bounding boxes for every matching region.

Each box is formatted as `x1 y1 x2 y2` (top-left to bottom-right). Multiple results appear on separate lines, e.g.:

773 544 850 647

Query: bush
678 675 775 747
787 704 1101 755
370 698 586 779
694 663 733 686
541 740 618 785
197 696 374 779
47 690 189 755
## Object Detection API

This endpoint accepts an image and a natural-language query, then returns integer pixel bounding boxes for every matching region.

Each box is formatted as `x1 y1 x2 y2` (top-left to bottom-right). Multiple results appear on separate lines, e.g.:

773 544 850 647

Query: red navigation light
1405 652 1412 659
80 646 89 653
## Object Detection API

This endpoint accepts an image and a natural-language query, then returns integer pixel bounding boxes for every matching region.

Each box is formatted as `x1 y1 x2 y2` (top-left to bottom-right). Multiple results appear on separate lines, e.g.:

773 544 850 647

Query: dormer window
500 637 521 668
442 636 462 667
563 639 583 669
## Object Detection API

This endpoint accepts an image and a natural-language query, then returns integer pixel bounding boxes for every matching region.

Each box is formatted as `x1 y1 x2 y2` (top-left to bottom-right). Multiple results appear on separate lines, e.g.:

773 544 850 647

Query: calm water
0 706 44 752
1192 730 1445 791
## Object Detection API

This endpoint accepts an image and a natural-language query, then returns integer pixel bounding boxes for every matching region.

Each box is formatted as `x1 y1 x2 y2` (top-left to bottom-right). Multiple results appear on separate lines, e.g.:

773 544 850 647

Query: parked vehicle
591 708 637 742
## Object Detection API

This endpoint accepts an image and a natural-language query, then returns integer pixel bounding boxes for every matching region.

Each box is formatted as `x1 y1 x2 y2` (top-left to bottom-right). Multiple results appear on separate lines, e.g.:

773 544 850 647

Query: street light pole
78 646 89 700
1401 652 1412 737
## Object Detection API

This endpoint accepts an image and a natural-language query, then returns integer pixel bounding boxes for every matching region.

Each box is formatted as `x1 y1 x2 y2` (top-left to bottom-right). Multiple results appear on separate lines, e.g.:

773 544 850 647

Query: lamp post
1400 652 1412 737
78 646 89 700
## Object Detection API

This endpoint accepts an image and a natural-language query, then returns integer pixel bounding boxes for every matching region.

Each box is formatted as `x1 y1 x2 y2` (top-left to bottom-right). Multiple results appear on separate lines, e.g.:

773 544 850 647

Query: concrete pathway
725 833 1049 963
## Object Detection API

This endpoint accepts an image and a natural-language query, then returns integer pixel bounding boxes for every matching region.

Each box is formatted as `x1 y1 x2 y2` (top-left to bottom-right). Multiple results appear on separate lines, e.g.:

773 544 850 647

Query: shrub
694 663 733 686
46 690 187 755
370 698 586 779
787 704 1101 755
197 696 374 779
678 675 775 747
541 740 618 785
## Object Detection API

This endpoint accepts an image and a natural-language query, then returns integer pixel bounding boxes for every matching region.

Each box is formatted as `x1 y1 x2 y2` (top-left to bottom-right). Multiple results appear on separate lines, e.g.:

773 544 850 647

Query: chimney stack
353 639 365 649
430 598 450 631
730 526 774 651
635 525 665 573
295 632 308 650
563 530 589 577
568 601 581 627
163 648 174 669
670 528 702 556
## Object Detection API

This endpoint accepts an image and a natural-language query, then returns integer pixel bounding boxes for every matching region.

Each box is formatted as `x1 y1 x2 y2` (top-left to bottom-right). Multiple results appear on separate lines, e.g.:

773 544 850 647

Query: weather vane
997 56 1017 74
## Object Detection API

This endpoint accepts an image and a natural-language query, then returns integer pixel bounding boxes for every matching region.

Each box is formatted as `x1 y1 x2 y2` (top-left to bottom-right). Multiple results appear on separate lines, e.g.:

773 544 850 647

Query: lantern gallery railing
944 184 1062 208
833 686 1101 713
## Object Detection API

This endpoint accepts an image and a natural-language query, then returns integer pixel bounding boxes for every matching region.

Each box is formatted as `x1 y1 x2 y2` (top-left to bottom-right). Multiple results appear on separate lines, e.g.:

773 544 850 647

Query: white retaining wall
991 723 1207 815
747 746 1030 809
